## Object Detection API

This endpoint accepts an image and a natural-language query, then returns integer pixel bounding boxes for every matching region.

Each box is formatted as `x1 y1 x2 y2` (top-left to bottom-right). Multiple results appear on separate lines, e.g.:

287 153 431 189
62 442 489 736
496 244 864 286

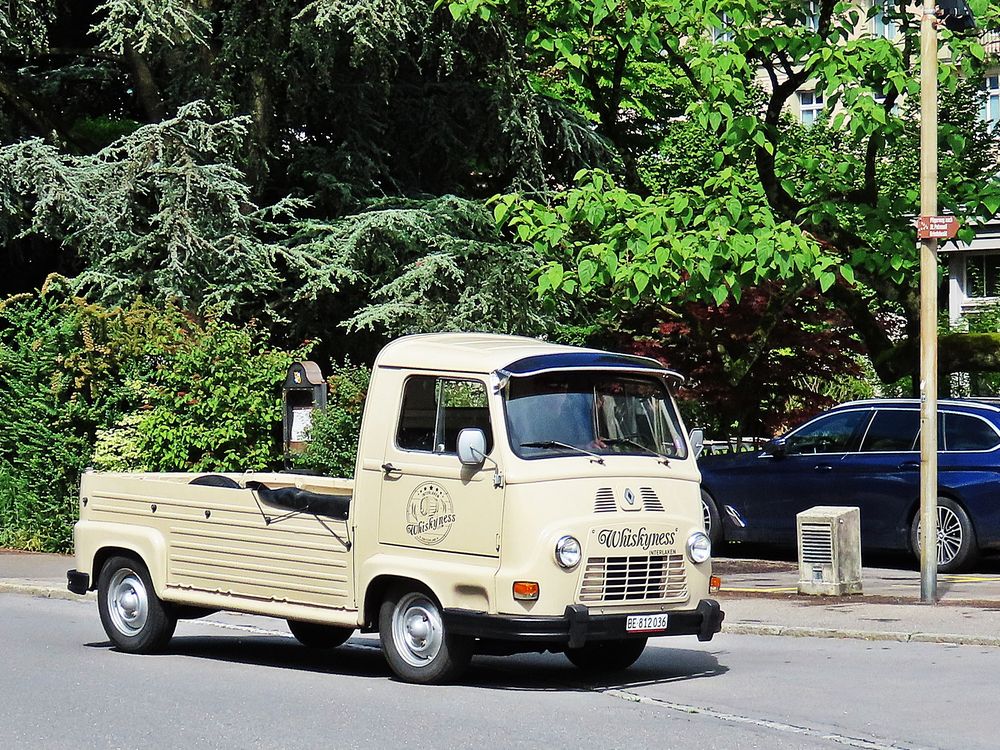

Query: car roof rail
832 398 1000 413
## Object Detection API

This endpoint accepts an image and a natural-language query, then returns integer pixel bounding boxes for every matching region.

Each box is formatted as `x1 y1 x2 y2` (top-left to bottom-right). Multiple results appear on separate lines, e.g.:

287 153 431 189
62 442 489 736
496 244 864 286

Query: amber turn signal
513 581 540 600
709 575 721 594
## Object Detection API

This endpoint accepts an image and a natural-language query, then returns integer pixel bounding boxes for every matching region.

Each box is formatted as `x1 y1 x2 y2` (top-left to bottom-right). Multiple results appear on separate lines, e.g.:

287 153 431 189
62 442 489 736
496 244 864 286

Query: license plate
626 614 669 633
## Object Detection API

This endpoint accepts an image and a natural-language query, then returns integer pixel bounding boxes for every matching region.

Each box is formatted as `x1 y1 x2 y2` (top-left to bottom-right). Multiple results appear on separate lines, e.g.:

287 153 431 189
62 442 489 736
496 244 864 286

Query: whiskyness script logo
405 482 456 545
597 526 676 550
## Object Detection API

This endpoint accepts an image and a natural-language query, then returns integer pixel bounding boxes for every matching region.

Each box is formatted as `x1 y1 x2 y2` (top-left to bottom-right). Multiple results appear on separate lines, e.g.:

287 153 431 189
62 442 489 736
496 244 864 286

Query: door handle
814 464 833 472
897 461 920 470
381 463 401 475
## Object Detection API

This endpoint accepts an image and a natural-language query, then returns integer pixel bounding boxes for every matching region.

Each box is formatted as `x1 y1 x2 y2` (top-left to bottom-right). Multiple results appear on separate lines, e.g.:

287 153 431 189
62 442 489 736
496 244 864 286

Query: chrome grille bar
579 554 687 603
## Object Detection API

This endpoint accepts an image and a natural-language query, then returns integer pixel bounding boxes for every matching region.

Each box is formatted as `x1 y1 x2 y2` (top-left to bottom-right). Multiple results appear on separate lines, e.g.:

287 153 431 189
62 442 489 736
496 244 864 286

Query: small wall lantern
282 360 327 467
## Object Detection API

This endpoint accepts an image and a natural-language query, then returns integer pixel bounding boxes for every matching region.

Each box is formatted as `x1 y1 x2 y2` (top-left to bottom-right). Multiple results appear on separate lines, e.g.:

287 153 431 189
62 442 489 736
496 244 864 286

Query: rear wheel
97 555 176 653
565 638 647 673
287 620 354 649
379 586 471 684
910 497 978 573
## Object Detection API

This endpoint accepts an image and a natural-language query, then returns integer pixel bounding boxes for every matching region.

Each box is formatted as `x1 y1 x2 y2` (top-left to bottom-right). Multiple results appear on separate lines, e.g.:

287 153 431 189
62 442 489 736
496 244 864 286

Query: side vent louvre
639 487 664 512
800 522 834 564
594 488 616 513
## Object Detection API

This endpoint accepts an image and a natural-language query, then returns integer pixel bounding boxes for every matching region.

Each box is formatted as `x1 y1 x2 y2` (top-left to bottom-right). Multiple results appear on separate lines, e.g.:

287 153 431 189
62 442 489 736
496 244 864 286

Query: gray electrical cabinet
796 506 862 596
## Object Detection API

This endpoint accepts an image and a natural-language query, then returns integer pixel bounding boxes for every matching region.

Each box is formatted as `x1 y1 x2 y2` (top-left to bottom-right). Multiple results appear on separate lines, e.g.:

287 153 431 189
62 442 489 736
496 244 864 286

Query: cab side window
396 376 493 454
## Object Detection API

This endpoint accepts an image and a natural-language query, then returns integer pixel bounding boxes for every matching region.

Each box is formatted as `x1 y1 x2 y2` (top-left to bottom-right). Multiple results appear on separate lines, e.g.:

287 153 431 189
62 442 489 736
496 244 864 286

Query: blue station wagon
698 399 1000 572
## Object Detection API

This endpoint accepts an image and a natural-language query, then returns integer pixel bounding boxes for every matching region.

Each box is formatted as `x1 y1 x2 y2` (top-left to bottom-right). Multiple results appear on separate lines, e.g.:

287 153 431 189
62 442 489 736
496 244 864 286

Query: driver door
743 409 872 544
377 372 504 558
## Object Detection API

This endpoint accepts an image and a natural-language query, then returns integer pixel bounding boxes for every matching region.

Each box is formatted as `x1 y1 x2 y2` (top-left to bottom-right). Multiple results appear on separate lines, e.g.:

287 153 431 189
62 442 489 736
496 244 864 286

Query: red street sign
916 215 960 240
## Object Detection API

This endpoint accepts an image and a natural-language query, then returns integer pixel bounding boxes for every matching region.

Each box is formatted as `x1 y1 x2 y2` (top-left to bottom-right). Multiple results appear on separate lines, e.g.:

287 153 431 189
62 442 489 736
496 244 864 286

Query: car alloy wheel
910 497 978 574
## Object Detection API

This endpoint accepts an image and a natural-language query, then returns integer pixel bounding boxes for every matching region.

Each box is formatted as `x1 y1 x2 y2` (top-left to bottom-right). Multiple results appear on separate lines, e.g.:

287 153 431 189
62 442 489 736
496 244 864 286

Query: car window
859 409 919 452
784 410 869 455
944 413 1000 452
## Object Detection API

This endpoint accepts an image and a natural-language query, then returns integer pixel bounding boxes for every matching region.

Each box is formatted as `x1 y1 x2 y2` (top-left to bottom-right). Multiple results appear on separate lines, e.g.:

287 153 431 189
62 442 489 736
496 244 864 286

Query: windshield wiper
600 437 671 466
519 441 605 465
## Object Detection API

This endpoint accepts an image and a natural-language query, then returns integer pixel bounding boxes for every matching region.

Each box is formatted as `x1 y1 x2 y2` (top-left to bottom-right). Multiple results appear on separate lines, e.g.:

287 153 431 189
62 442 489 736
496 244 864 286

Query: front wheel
287 620 354 649
701 489 723 549
910 497 978 573
97 555 176 653
565 637 647 673
379 586 471 684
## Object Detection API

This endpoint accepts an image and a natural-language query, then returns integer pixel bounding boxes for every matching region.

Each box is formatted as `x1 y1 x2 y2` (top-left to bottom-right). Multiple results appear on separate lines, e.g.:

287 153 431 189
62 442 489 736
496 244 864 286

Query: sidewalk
4 549 1000 647
715 558 1000 646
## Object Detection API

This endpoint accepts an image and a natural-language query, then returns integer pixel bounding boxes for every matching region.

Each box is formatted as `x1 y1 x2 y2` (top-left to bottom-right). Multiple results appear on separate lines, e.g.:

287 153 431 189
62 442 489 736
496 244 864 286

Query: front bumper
443 599 724 649
67 569 90 595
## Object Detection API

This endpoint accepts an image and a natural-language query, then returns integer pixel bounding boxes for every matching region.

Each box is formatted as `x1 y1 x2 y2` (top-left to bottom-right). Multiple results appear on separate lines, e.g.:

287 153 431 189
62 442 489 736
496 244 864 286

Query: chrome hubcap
108 568 148 636
392 593 443 668
702 500 712 535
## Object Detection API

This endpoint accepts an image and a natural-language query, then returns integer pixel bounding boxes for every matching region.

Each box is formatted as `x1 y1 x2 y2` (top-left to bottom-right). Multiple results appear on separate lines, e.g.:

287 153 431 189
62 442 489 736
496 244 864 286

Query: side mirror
457 428 487 466
688 428 705 459
767 437 787 458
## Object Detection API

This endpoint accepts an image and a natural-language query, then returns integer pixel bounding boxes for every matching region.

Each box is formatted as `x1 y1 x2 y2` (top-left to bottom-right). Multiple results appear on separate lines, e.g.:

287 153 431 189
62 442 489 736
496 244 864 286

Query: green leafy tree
0 2 598 349
453 0 1000 385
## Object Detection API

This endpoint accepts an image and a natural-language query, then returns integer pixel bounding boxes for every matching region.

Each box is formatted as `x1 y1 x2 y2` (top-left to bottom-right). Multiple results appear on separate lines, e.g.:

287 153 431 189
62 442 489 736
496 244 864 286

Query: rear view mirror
457 428 487 466
688 428 705 458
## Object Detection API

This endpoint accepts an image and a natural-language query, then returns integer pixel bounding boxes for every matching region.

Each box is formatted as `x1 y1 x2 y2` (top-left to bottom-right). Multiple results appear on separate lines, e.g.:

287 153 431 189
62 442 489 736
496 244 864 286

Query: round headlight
686 531 711 564
555 535 582 569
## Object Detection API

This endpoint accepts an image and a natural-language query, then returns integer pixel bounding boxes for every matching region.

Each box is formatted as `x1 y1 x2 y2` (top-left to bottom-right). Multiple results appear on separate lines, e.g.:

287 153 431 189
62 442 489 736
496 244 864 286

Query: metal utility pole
918 0 939 603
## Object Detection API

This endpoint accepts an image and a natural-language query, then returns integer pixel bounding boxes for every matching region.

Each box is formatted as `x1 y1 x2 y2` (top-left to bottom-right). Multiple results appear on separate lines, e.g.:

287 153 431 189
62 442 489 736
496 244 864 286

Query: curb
0 581 94 602
724 622 1000 648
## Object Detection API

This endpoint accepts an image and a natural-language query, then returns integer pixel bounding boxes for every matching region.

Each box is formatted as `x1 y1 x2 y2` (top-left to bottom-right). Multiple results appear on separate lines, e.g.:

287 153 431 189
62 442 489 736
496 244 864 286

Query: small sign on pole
916 215 960 240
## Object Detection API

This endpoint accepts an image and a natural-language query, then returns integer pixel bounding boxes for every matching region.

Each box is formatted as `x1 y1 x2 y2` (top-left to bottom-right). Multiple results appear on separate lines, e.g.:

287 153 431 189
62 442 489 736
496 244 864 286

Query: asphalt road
2 594 996 750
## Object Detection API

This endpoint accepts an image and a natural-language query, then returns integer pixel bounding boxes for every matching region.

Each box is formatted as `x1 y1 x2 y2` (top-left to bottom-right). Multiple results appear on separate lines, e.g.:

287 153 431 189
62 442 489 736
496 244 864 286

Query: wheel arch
362 575 437 632
76 522 168 594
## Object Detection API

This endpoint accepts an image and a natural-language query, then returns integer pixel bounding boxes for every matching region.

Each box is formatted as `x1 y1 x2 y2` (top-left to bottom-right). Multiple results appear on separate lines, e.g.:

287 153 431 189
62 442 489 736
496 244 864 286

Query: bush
292 361 371 478
0 282 126 551
0 280 306 551
107 305 304 472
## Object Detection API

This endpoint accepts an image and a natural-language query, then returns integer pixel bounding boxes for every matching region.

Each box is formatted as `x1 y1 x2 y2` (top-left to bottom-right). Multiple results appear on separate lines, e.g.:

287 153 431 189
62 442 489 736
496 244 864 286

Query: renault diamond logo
624 488 636 506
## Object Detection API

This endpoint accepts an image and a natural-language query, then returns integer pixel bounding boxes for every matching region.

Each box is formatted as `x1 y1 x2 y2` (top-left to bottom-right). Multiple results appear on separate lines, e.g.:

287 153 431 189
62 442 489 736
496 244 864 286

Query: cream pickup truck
68 333 723 684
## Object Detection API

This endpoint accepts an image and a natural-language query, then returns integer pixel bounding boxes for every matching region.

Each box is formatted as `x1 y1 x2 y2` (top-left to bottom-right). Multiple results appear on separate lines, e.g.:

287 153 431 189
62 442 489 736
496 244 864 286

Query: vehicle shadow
463 646 728 693
84 636 727 691
86 636 394 679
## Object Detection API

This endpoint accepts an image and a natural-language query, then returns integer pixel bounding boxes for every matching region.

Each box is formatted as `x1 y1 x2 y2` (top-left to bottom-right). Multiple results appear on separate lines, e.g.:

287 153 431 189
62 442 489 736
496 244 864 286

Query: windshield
504 371 688 460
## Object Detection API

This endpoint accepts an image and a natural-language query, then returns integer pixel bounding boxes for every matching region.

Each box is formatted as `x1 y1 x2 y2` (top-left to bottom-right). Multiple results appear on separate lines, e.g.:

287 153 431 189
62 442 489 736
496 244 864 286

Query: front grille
594 487 617 513
639 487 664 511
578 554 687 603
800 523 834 564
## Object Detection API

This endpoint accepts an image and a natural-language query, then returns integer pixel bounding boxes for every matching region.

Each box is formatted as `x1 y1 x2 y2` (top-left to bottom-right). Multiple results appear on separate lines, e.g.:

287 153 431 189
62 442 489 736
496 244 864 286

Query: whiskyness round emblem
405 482 456 546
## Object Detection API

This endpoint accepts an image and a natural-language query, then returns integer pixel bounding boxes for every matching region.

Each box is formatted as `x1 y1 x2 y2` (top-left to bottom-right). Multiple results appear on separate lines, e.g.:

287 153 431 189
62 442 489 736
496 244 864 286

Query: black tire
910 497 978 574
565 637 648 673
701 489 724 549
378 585 472 684
287 620 354 649
97 555 176 653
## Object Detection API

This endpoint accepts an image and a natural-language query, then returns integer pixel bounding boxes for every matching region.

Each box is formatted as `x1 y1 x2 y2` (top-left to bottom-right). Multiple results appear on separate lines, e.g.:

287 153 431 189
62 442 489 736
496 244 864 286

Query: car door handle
898 461 920 470
381 463 401 476
814 464 833 472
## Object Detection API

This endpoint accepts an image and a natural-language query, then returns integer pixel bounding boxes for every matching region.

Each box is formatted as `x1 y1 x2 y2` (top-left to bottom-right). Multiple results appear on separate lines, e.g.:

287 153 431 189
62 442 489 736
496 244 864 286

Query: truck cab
69 333 722 684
